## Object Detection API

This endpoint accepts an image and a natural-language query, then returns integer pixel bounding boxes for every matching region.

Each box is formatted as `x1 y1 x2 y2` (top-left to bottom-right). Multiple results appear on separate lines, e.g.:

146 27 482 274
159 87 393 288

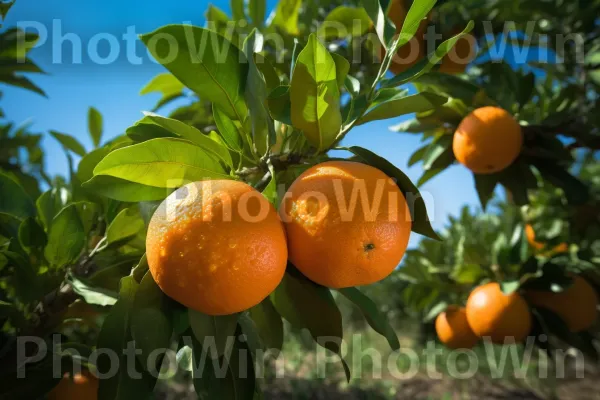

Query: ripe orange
382 0 429 75
48 370 98 400
146 180 287 315
525 224 568 254
527 275 598 332
439 32 477 74
466 282 532 344
453 106 523 174
435 306 479 349
279 161 412 288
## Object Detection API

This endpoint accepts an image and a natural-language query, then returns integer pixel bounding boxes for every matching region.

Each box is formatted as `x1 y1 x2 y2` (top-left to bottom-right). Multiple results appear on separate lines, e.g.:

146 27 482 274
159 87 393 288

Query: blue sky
3 0 481 243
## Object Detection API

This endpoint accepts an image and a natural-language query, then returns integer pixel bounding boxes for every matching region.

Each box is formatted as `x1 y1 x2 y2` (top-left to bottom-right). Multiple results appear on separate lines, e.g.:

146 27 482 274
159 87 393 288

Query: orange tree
0 0 599 399
0 0 473 398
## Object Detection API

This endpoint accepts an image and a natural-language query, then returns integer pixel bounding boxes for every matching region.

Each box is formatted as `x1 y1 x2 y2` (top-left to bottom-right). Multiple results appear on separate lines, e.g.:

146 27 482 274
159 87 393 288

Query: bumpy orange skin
527 276 598 332
466 282 532 344
453 106 523 174
146 180 287 315
381 0 429 75
435 306 479 349
439 33 476 74
279 161 412 288
48 370 98 400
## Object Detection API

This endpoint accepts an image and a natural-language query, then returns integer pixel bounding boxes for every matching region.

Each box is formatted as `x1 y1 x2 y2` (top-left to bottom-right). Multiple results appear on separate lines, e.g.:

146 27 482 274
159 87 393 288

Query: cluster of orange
436 276 598 349
145 161 413 316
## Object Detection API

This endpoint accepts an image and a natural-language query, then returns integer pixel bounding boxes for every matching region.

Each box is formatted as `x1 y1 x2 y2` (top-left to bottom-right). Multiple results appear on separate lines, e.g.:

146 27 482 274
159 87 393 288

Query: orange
525 224 568 254
466 282 532 344
279 161 412 288
146 180 287 315
453 106 523 174
439 32 477 74
527 275 598 332
381 0 429 75
435 306 479 349
48 370 98 400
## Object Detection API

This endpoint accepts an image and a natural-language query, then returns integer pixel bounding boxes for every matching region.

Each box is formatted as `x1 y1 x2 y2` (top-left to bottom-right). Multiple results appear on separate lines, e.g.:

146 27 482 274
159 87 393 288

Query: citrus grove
1 0 600 398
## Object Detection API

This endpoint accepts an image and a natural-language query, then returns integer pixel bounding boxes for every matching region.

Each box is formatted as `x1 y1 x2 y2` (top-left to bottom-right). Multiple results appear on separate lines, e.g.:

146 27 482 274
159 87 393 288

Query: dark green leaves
249 0 266 27
131 273 173 371
339 287 400 350
139 113 233 167
474 174 498 209
362 0 395 48
243 30 275 156
50 131 86 157
105 208 145 246
290 34 342 151
213 104 244 152
345 146 440 240
320 6 372 38
358 92 448 125
188 310 239 358
97 277 156 400
249 298 283 352
43 204 85 267
140 73 185 111
0 172 34 220
271 266 349 380
88 107 103 147
141 25 248 121
90 138 231 188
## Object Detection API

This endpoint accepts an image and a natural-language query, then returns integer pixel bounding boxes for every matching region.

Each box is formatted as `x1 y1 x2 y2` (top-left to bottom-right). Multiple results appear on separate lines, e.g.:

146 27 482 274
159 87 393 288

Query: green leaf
358 92 448 125
18 217 46 251
345 75 360 97
345 146 440 240
141 112 233 167
261 164 279 207
320 6 372 38
131 273 173 372
408 145 429 167
77 147 111 183
49 131 86 157
91 138 231 189
391 0 436 51
140 25 248 121
267 85 292 125
97 277 156 400
412 71 482 104
271 266 349 380
362 0 395 48
254 53 280 92
243 30 276 156
331 53 350 92
473 174 498 210
530 159 589 205
213 104 245 152
44 204 85 267
339 287 400 351
105 208 145 246
88 107 103 147
140 73 185 111
0 0 15 20
452 263 484 284
424 301 448 322
249 0 266 27
500 280 520 295
0 172 34 220
188 310 239 358
36 187 69 231
132 254 149 283
421 135 453 170
0 74 45 96
70 275 118 306
231 0 245 21
290 34 342 151
381 22 476 88
271 0 302 35
248 298 283 352
83 175 172 202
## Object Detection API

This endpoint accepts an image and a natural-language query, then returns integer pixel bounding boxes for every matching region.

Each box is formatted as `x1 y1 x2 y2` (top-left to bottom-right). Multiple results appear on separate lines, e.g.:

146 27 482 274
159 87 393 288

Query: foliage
0 0 599 398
